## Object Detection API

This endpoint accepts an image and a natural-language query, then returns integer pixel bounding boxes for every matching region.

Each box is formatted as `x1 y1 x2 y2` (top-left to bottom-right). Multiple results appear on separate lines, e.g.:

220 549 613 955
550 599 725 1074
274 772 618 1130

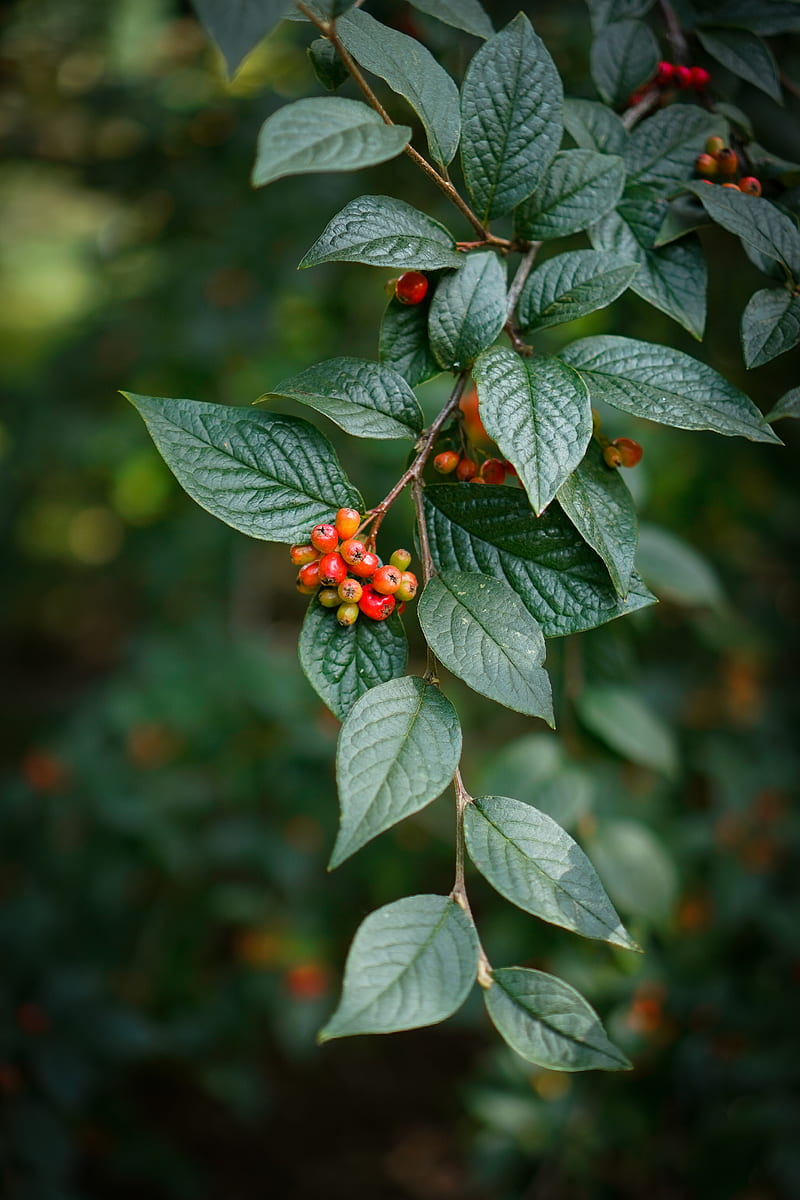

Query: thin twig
450 767 493 985
621 88 660 130
658 0 688 63
502 240 540 356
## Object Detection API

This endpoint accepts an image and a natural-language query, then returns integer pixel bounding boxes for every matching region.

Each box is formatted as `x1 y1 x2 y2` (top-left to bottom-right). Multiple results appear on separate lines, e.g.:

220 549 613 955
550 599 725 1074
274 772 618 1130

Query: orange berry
372 564 402 595
722 182 741 190
739 176 762 196
395 571 418 602
603 444 624 469
456 457 478 481
480 457 506 485
433 450 460 474
338 577 363 603
715 147 738 176
612 436 643 467
285 962 330 1000
695 152 718 177
350 550 379 579
289 543 320 566
298 560 321 589
335 507 361 539
310 523 338 553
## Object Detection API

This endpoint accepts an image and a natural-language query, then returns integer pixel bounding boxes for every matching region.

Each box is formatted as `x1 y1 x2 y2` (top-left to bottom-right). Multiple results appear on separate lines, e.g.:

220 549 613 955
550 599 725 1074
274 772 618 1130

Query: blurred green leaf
576 683 678 775
590 19 659 107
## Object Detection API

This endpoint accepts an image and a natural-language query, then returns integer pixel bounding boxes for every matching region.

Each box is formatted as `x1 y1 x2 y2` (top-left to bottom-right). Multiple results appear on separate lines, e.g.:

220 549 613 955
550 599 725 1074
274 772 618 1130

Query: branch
450 766 493 986
658 0 689 63
621 88 660 130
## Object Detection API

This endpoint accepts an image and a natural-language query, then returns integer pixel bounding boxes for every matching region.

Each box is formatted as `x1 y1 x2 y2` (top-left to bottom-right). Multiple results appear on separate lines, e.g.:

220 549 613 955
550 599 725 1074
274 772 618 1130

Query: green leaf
337 10 460 168
331 677 461 867
428 252 507 370
417 572 554 722
190 0 285 76
636 523 725 608
654 194 710 247
518 250 637 332
696 27 782 103
685 183 800 283
264 357 423 440
299 194 463 270
590 193 707 337
741 288 800 368
123 393 361 543
308 37 349 92
485 968 631 1071
626 106 722 191
588 0 655 28
460 14 563 221
319 895 479 1040
407 0 493 40
474 349 591 515
576 683 678 775
465 796 637 948
590 19 659 107
763 386 800 423
298 602 407 721
588 819 678 923
557 439 638 597
379 295 441 388
563 98 627 155
691 1 800 36
514 150 626 241
559 335 782 442
423 484 657 637
252 99 411 188
479 735 593 832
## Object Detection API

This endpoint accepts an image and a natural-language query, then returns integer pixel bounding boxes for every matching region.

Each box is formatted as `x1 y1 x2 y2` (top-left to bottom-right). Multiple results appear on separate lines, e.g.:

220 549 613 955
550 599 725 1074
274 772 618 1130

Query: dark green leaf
636 523 725 608
380 295 441 388
252 98 410 188
417 572 553 722
308 37 349 92
587 0 655 32
407 0 493 40
518 250 637 331
331 677 461 867
479 734 593 832
460 14 563 221
423 484 656 637
465 795 637 948
563 98 627 155
319 895 479 1040
654 194 710 247
337 10 460 167
685 183 800 282
576 684 678 774
428 252 507 370
514 150 625 240
474 349 591 515
123 393 362 543
741 288 800 368
264 357 423 439
485 967 632 1071
299 194 463 270
298 602 407 721
588 819 678 923
590 19 659 107
560 335 782 442
763 386 800 423
626 106 722 190
557 439 638 597
690 0 800 36
191 0 285 76
696 27 782 103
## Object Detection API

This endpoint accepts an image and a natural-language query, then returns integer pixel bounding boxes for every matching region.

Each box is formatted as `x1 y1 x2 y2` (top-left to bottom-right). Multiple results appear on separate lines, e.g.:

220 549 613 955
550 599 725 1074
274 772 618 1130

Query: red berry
611 437 643 467
318 587 341 608
298 560 321 589
480 457 506 485
695 153 718 178
310 523 338 553
389 548 412 571
289 542 320 566
628 90 646 107
395 271 428 306
603 444 624 469
503 459 518 477
358 585 396 621
336 602 360 627
285 962 330 999
335 507 361 539
655 61 674 85
297 581 318 595
716 147 738 176
706 135 725 157
673 65 692 89
338 577 363 603
318 552 347 586
456 457 478 482
722 182 741 190
434 450 460 475
372 564 402 595
340 538 367 565
739 176 762 196
350 550 380 579
395 571 418 602
690 66 710 89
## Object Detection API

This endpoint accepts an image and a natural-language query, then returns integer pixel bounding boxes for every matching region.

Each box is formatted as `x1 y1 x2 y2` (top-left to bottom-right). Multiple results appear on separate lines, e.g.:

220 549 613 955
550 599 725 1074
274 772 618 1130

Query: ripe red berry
603 444 624 469
434 450 460 474
655 61 674 85
456 457 478 482
336 602 360 627
358 585 396 621
318 587 341 607
298 560 321 589
503 459 518 477
338 577 363 603
611 437 643 467
480 457 506 485
372 564 402 595
673 65 692 89
318 552 347 586
289 542 320 566
690 66 710 89
350 550 380 579
395 271 428 305
628 89 646 107
739 176 762 196
340 538 367 566
310 523 338 553
335 507 361 539
395 571 418 602
716 147 738 176
297 580 318 595
706 135 725 157
389 548 412 571
695 152 718 177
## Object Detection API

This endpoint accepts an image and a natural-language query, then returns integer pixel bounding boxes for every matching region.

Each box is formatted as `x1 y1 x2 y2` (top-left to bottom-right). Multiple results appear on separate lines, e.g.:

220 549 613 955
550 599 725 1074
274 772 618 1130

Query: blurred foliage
1 1 799 1198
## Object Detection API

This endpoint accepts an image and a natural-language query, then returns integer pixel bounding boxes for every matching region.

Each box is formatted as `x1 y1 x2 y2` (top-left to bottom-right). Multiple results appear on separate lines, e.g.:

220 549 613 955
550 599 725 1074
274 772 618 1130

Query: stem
621 87 660 130
503 240 540 356
451 767 493 985
658 0 689 63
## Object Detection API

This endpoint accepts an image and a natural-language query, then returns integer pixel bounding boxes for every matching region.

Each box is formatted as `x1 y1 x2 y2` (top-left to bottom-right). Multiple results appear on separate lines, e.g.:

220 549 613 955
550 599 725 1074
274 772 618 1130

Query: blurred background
1 1 799 1197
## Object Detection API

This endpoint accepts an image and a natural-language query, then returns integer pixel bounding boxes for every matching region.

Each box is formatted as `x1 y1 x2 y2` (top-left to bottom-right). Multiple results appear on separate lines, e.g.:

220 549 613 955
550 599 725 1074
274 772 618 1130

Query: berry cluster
629 60 710 107
695 137 761 195
433 450 512 484
291 508 417 626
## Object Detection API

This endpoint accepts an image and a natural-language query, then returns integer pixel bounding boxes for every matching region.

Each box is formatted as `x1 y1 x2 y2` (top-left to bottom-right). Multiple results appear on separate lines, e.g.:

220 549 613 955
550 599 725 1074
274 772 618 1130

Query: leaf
625 106 722 191
763 386 800 423
636 523 725 608
337 10 460 168
379 295 441 388
696 27 782 103
460 14 563 222
587 0 655 29
428 252 507 370
298 602 407 721
557 439 638 597
331 677 461 867
251 99 411 189
407 0 493 41
485 967 631 1071
518 250 637 332
190 0 285 76
479 734 593 832
417 572 554 722
741 288 800 368
474 348 592 515
576 684 678 775
514 150 626 241
590 19 659 108
563 98 627 155
588 819 678 923
559 335 782 442
589 193 707 338
319 895 479 1040
686 184 800 283
690 1 800 36
264 357 423 440
654 194 710 247
465 795 637 948
299 194 463 270
423 484 657 637
308 37 349 92
123 393 361 543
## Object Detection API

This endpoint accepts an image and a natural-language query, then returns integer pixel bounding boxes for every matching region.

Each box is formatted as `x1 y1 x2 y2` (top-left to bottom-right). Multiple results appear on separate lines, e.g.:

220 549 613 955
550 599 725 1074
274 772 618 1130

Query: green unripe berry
318 587 341 607
389 548 412 571
336 602 360 627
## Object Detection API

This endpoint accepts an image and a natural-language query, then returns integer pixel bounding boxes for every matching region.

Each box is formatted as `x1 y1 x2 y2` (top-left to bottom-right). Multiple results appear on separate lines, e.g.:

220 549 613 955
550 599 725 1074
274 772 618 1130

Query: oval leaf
741 287 800 369
485 967 632 1071
418 572 554 722
519 249 637 332
636 523 724 608
123 393 361 543
264 357 423 440
474 349 592 515
191 0 285 76
408 0 493 40
428 252 507 370
626 106 723 191
563 98 627 155
331 677 461 867
556 439 638 597
300 194 462 270
319 894 479 1040
590 18 659 107
685 184 800 283
298 601 408 721
514 149 626 241
576 683 678 775
380 296 441 387
696 27 781 103
588 819 678 923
